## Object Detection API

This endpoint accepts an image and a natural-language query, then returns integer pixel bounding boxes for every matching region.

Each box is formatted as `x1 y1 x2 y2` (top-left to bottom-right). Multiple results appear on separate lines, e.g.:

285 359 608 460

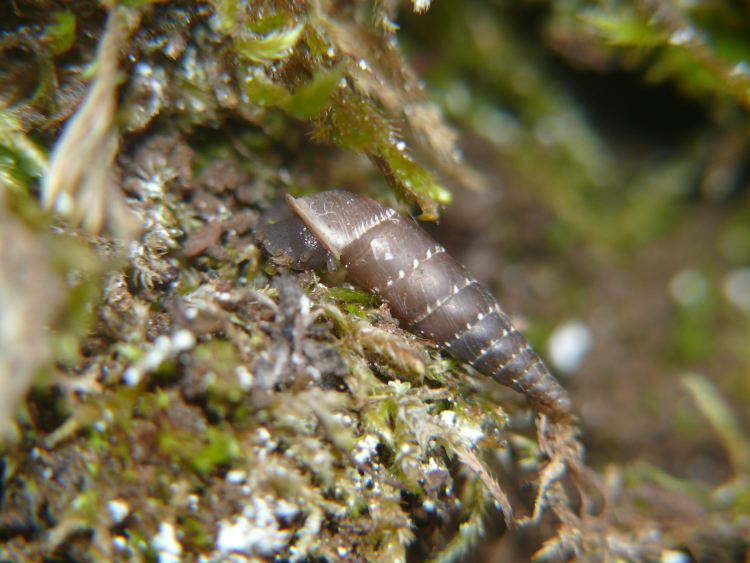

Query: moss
2 0 750 561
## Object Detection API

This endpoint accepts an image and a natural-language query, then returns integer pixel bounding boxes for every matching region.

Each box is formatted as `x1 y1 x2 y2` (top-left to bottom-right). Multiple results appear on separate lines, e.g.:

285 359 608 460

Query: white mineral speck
668 26 697 45
661 550 692 563
173 329 195 351
216 497 290 555
216 516 255 553
187 494 200 510
122 367 138 387
439 410 456 426
55 192 75 216
134 61 152 76
388 380 410 394
275 499 300 519
353 435 379 464
547 319 593 375
458 421 484 445
235 366 254 391
300 295 311 315
107 499 130 524
113 535 128 551
152 522 182 563
226 470 247 484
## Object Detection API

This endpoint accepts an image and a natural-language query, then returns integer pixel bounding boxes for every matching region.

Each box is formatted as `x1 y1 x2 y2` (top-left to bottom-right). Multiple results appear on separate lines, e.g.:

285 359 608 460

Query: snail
258 190 571 419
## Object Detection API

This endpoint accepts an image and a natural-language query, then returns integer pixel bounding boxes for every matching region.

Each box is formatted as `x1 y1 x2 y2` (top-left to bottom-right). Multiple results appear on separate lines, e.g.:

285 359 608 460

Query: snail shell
263 190 571 418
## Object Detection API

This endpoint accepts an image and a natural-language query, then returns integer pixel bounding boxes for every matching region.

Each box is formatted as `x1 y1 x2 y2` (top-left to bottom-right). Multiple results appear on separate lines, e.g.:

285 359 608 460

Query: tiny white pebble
107 499 130 524
113 535 128 551
661 550 692 563
152 522 182 563
235 366 254 391
547 320 593 375
440 410 456 426
226 470 247 484
172 329 195 351
256 427 271 443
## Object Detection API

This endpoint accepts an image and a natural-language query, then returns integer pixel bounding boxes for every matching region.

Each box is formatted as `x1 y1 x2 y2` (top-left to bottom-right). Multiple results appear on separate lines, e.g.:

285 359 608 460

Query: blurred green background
397 0 750 484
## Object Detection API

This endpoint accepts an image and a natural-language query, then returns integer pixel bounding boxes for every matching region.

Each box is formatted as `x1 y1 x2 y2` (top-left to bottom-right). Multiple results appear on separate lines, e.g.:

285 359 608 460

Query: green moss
327 286 379 305
41 10 77 56
283 65 344 119
378 144 452 217
320 92 387 153
0 110 48 180
5 0 750 561
192 428 243 473
235 23 304 64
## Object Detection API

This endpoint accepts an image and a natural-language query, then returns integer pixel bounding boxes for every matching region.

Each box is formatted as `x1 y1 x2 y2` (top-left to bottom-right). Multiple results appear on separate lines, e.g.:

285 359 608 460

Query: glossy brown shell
288 191 572 418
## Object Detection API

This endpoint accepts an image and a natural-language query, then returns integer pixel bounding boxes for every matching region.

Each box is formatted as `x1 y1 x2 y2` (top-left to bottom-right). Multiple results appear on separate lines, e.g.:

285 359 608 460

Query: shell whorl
286 191 396 261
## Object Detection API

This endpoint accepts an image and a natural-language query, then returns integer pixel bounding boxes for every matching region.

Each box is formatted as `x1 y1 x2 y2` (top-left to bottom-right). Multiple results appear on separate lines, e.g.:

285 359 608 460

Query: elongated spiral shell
283 191 572 418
